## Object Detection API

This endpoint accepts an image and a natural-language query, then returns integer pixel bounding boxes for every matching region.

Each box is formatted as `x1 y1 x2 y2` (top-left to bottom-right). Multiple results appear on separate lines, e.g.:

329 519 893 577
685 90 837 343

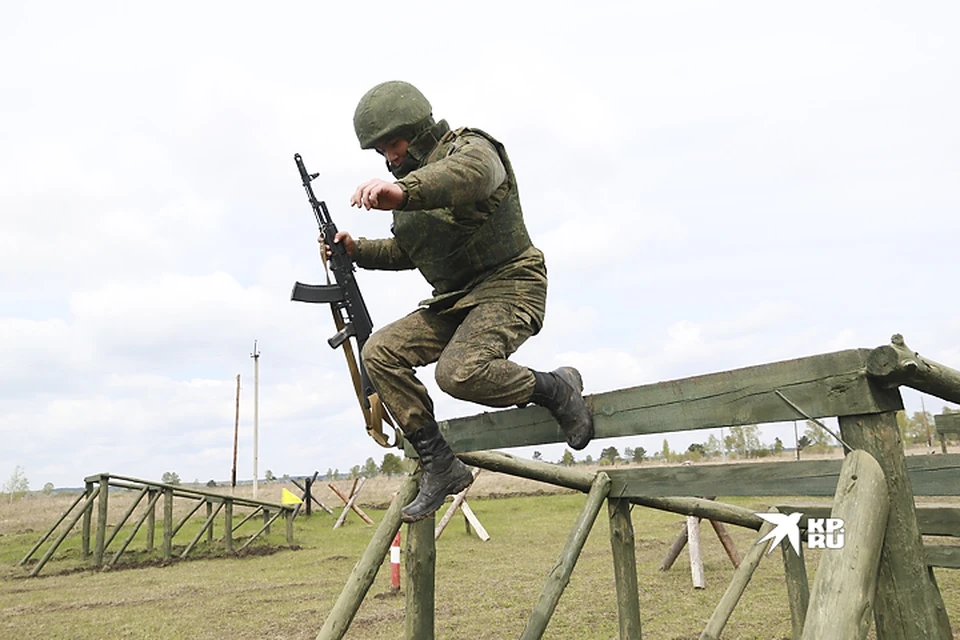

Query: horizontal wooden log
867 334 960 404
778 502 960 538
606 454 960 498
458 451 596 492
628 495 764 531
441 349 902 452
925 546 960 569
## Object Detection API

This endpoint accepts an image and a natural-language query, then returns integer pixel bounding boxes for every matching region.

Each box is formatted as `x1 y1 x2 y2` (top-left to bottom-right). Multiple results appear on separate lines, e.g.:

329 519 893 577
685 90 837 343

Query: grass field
2 467 960 639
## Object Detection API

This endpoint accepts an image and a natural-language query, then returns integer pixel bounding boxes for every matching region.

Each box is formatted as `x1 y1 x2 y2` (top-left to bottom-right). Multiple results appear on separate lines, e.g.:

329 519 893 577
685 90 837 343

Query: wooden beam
606 454 960 498
441 349 902 452
839 412 952 640
458 451 596 493
316 474 419 640
800 451 888 640
700 510 778 640
521 473 611 640
781 539 808 640
867 334 960 404
405 516 436 640
608 498 642 640
778 502 960 538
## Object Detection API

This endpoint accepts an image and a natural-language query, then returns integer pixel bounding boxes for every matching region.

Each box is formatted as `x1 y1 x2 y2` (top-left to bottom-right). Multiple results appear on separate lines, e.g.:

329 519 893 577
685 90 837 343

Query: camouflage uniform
355 121 546 433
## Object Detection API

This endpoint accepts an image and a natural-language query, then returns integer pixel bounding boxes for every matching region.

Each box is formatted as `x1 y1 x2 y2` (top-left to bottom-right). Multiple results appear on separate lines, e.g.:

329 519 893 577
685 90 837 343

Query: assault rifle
290 153 397 447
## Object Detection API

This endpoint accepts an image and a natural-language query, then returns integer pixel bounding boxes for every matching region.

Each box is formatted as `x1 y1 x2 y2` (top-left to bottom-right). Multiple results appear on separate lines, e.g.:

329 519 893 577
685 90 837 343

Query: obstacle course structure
21 473 298 577
316 334 960 639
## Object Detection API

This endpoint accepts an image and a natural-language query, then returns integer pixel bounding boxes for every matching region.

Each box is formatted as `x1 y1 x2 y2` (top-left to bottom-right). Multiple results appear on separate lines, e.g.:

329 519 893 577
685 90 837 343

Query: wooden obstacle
329 477 375 528
21 473 298 577
315 334 960 639
935 412 960 454
435 468 489 541
659 497 742 588
290 471 334 515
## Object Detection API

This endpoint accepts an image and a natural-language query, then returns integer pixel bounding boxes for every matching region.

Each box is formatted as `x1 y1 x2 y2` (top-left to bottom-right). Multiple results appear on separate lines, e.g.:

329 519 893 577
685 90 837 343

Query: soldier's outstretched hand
350 178 405 211
320 231 356 259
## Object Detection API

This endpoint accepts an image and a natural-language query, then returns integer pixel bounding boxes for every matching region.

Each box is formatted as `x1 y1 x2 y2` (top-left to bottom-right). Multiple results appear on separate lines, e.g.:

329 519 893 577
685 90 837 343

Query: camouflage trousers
361 301 538 434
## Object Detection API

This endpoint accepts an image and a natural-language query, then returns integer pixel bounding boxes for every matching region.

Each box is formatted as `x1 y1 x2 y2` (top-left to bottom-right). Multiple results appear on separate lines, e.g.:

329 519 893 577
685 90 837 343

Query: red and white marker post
390 530 401 593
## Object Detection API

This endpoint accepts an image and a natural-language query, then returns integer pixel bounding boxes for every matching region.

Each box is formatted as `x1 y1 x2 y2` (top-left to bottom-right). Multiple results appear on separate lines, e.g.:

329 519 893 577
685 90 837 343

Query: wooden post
20 492 86 566
224 499 233 553
162 487 174 559
839 411 952 639
801 450 889 640
405 516 436 640
700 511 778 640
687 516 706 589
608 497 642 640
286 507 295 544
520 472 611 640
82 480 94 558
316 473 419 640
206 500 214 544
146 489 156 551
781 537 809 640
263 508 271 535
93 474 109 567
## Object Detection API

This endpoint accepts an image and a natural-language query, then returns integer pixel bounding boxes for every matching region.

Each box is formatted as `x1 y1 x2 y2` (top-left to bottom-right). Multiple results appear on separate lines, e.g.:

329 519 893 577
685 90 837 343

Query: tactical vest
391 128 533 301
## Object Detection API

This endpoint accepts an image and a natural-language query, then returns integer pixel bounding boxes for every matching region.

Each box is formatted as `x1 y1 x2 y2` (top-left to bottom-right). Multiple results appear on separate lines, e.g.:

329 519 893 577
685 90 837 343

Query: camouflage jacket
354 123 547 331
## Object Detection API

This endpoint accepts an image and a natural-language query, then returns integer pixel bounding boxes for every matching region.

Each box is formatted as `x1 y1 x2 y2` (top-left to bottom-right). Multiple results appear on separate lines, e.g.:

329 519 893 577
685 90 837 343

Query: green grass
2 492 960 639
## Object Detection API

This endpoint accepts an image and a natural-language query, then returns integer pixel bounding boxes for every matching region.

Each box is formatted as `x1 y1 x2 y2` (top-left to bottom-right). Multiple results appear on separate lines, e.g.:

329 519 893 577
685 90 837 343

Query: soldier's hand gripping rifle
289 153 398 448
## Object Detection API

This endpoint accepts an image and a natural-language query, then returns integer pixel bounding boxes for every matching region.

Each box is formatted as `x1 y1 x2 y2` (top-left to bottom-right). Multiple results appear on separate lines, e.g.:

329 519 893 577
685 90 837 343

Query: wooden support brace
700 510 778 640
435 468 481 540
110 489 164 567
660 521 689 572
405 515 436 640
28 486 100 577
459 502 489 541
520 472 611 640
316 473 419 640
333 478 369 529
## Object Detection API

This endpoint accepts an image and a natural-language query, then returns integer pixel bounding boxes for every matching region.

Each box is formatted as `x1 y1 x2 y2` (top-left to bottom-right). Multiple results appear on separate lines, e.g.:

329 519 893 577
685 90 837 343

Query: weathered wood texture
687 516 706 589
867 334 960 404
700 512 778 640
316 473 419 640
328 482 376 526
434 468 479 540
520 473 611 640
405 516 436 640
442 349 901 452
710 520 742 568
778 503 960 538
839 412 952 640
781 538 808 640
606 453 960 497
801 451 889 640
459 450 595 492
630 495 765 531
660 522 689 571
936 413 960 453
608 498 642 640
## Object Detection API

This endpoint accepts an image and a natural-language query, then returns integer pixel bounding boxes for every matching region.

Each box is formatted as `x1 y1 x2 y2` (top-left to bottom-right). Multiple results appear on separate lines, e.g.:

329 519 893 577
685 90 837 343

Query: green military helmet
353 81 433 149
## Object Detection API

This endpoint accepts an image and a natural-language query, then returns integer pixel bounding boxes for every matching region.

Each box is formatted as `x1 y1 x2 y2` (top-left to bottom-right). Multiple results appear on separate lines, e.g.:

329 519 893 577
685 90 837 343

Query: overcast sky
3 2 958 490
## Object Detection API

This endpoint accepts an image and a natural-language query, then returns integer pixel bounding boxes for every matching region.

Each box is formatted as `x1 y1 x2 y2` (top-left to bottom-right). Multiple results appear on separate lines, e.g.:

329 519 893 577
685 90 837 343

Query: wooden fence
314 333 960 639
20 473 298 577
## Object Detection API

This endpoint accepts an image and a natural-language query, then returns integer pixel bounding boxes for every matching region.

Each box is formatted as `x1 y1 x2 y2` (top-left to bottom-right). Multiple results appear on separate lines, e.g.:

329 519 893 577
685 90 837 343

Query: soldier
328 80 594 523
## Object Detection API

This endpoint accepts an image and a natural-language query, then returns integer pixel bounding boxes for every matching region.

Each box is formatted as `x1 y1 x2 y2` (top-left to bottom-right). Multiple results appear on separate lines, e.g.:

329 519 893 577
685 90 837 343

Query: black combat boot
401 420 475 523
530 367 594 450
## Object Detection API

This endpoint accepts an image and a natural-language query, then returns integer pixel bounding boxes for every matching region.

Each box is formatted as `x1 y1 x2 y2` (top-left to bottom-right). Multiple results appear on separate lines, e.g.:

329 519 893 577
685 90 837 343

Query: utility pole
252 341 260 498
793 420 800 460
921 395 931 447
232 374 240 492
